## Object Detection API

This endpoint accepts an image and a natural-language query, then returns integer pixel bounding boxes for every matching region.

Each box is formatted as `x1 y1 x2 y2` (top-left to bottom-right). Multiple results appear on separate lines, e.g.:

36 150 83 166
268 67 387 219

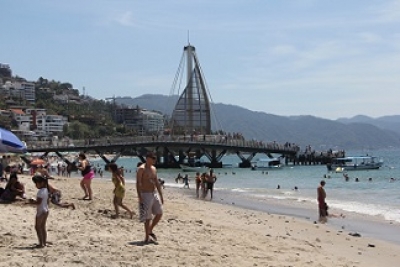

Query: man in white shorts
136 152 164 243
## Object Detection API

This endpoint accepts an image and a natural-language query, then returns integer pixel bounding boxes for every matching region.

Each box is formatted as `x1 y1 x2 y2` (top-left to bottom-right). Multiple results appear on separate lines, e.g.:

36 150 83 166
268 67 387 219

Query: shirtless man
204 169 217 200
136 152 164 243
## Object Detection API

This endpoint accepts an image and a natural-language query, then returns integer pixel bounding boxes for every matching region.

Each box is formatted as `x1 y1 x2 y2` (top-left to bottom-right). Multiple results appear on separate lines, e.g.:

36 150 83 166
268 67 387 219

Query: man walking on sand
136 152 164 243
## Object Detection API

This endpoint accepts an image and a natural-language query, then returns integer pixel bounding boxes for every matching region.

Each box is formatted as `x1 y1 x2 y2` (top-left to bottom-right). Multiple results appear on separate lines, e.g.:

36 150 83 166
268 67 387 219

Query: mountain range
115 94 400 150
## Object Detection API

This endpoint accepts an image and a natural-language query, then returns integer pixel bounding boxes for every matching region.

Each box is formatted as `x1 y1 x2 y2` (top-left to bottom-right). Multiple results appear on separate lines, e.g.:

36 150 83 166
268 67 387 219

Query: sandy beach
1 174 400 267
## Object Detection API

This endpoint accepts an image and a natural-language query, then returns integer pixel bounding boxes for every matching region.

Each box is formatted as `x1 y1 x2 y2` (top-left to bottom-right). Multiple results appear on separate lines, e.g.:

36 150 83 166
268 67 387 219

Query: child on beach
47 183 75 210
28 174 50 248
183 174 190 189
109 162 133 219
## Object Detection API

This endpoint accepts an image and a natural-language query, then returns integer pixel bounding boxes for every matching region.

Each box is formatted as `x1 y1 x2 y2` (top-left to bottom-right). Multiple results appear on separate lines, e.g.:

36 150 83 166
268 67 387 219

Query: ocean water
91 148 400 224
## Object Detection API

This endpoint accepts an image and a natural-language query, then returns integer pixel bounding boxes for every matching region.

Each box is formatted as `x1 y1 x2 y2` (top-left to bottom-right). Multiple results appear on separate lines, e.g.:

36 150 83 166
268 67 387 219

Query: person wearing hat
136 152 164 243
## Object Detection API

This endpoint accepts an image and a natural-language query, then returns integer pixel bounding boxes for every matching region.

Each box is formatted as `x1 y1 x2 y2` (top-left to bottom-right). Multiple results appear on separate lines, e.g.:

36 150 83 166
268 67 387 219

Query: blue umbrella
0 127 27 153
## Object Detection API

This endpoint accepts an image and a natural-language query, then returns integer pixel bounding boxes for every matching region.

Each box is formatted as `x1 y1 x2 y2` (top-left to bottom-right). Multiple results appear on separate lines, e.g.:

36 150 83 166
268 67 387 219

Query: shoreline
1 174 400 266
174 184 400 246
49 172 400 246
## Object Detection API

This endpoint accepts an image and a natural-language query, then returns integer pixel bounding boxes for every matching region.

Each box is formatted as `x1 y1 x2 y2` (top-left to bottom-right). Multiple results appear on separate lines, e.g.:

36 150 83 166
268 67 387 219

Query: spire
171 44 211 135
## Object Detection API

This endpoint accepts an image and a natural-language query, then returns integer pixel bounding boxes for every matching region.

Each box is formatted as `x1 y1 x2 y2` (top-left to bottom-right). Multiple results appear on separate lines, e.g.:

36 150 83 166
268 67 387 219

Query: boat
251 158 282 170
327 156 383 172
180 164 209 173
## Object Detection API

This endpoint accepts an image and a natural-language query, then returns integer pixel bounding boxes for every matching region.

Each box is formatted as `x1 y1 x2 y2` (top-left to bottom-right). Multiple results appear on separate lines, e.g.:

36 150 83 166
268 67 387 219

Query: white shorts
139 192 163 222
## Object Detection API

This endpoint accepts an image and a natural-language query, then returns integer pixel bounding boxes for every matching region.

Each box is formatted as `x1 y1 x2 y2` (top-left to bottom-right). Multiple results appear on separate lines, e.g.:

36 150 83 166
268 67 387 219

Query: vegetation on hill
0 74 132 139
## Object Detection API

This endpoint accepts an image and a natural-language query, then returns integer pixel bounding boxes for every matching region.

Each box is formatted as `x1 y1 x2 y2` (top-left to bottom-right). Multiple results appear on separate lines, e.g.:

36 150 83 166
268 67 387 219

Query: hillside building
0 80 36 104
114 107 164 135
1 108 68 140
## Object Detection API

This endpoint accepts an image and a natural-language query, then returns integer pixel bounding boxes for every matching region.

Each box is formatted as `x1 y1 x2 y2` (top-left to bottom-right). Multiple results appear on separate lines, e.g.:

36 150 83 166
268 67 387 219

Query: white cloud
358 32 383 43
114 11 135 27
374 0 400 22
270 45 297 56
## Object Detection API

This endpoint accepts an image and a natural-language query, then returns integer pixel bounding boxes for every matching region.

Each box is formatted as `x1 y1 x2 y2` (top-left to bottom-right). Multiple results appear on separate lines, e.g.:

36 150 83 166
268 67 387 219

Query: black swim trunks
206 182 214 190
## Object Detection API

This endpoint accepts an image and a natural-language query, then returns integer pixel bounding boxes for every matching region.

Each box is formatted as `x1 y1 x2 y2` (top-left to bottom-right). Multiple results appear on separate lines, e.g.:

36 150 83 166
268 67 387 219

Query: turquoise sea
91 148 400 226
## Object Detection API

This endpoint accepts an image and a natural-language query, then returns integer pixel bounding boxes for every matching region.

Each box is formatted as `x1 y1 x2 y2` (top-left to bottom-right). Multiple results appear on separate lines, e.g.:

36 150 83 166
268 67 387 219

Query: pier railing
25 135 300 153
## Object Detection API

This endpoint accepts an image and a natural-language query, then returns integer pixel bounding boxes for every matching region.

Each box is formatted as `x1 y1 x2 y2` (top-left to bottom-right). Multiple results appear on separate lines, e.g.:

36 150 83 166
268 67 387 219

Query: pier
23 135 343 169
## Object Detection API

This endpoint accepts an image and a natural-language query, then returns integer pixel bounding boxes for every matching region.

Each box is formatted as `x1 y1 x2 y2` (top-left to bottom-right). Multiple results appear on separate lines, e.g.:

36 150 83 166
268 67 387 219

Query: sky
1 0 400 120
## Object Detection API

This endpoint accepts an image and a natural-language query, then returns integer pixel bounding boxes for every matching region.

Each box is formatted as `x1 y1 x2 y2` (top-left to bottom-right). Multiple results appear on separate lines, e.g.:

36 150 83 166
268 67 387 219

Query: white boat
251 158 282 170
327 156 383 172
180 164 209 173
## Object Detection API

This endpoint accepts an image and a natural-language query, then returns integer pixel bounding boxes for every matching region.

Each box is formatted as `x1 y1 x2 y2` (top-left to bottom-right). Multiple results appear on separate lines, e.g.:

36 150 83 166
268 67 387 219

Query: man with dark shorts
204 169 217 200
136 152 164 243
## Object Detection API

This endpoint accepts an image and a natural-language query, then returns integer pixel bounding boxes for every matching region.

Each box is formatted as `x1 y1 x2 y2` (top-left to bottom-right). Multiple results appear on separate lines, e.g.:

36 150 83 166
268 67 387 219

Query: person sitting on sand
47 183 75 210
0 173 26 202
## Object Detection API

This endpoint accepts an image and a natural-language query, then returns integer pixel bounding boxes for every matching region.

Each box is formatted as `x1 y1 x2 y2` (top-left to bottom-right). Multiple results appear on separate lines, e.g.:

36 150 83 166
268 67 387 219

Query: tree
64 121 91 139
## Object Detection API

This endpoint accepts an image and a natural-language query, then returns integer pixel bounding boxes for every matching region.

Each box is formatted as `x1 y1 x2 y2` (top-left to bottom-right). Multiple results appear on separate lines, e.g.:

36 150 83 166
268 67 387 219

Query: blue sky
2 0 399 119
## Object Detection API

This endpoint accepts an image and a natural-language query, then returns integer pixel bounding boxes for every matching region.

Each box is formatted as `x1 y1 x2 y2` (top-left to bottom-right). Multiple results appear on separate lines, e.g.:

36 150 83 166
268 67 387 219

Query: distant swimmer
343 173 349 182
390 177 396 182
355 177 359 182
277 185 280 189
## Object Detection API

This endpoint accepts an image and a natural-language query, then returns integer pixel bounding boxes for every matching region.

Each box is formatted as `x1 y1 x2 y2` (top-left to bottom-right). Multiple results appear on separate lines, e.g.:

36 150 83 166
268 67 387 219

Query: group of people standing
194 169 217 200
79 151 164 244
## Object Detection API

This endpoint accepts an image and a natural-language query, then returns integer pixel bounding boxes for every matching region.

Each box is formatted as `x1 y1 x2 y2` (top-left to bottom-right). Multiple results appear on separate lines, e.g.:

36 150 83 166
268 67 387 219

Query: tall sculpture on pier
170 44 212 135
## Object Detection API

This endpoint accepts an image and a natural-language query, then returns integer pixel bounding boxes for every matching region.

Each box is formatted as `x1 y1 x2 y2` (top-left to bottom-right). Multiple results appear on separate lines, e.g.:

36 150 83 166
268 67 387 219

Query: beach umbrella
0 127 27 154
30 158 46 166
